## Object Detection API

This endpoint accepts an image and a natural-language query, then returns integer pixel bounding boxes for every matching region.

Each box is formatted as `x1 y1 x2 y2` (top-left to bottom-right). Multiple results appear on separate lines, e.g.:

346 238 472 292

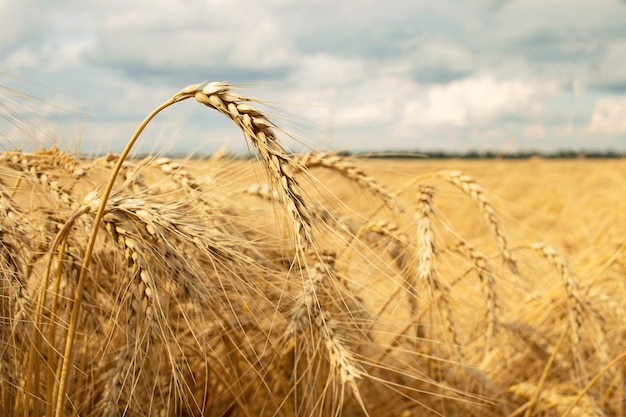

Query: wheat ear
4 148 77 209
193 82 314 248
0 227 23 416
412 186 460 355
296 151 402 212
438 170 517 274
0 185 35 331
286 251 365 412
363 219 410 268
102 210 161 332
504 321 568 366
530 243 585 374
414 185 436 288
406 185 436 338
453 240 499 343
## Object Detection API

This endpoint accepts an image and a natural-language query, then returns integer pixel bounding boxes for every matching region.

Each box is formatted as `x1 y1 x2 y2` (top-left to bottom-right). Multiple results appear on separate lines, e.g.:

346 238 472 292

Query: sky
2 0 626 155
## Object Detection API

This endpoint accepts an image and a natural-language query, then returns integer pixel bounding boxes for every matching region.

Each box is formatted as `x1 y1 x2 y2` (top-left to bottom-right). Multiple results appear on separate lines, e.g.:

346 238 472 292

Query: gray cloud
84 58 294 87
411 67 472 84
515 29 604 64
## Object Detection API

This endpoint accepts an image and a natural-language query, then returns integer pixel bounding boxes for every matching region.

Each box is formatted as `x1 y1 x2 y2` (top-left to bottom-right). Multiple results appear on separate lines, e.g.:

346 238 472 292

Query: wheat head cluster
1 81 625 417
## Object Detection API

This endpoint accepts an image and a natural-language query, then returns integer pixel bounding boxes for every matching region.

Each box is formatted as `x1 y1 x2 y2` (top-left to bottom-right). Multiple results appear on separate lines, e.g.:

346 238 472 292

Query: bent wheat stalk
53 85 183 417
54 81 315 416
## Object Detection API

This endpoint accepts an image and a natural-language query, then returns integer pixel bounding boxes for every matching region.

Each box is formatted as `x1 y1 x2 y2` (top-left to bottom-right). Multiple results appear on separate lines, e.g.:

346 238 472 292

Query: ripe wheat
0 81 624 417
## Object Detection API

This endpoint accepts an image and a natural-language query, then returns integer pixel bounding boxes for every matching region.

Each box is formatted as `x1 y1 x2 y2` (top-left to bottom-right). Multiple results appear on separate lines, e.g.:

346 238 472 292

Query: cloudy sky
2 0 626 155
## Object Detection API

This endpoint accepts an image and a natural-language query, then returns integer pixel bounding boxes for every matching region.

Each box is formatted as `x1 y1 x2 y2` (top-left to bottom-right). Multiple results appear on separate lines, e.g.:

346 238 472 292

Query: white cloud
589 96 626 134
401 77 558 127
290 54 366 88
84 2 299 72
5 48 40 70
333 103 389 127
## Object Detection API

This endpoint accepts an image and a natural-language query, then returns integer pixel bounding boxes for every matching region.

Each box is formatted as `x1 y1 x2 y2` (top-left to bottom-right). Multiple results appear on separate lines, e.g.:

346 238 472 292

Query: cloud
588 96 626 134
2 0 626 154
402 77 558 127
514 28 603 65
82 2 300 84
589 41 626 93
0 0 100 71
408 37 474 84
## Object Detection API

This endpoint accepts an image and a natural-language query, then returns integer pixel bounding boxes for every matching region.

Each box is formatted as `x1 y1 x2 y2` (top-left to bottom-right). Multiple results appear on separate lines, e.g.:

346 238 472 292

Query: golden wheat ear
193 82 314 248
438 170 518 274
296 151 403 213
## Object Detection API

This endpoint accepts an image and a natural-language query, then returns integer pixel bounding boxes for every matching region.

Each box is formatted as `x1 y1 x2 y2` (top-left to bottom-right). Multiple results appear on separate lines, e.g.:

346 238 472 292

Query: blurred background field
206 156 626 256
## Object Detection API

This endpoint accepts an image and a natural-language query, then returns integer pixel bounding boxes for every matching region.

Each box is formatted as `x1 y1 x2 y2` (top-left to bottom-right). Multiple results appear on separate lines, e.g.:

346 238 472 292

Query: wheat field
1 82 625 417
